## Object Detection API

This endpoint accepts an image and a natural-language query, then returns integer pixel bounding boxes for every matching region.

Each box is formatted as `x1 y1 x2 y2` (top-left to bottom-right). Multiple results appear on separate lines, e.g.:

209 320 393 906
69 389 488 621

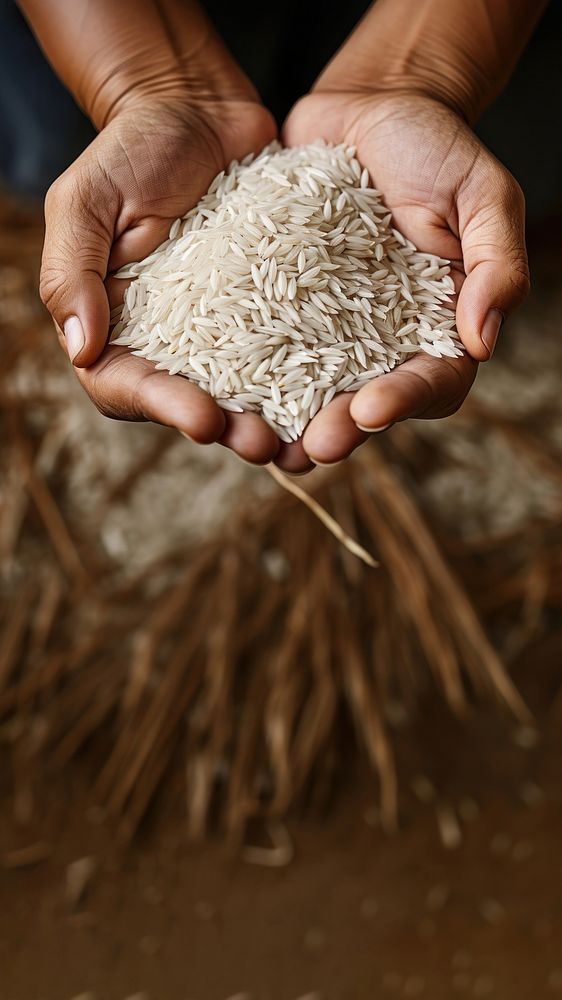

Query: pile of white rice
112 141 461 442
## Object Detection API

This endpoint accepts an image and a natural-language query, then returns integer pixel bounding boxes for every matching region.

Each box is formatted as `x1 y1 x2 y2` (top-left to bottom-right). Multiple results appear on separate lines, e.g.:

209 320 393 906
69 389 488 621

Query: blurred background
0 2 561 998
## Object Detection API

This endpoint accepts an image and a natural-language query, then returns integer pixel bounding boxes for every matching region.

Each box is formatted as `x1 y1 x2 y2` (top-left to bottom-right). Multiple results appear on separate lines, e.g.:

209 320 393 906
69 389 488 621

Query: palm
282 92 480 466
103 100 276 270
49 99 286 465
288 92 470 273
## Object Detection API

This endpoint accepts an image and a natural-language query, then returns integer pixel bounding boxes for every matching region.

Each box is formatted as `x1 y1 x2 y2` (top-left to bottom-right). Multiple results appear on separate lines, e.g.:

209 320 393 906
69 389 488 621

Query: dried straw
266 464 378 567
0 196 560 846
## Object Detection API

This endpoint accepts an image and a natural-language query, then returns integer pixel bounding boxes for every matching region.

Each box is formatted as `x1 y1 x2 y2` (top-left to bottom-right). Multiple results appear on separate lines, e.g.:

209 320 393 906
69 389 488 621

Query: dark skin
43 98 283 466
19 0 542 472
283 90 528 465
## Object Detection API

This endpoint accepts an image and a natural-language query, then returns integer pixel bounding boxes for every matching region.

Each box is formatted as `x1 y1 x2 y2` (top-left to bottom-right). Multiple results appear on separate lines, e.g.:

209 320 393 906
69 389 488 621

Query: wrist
312 0 540 126
89 68 259 134
315 46 486 125
19 0 262 131
82 31 260 129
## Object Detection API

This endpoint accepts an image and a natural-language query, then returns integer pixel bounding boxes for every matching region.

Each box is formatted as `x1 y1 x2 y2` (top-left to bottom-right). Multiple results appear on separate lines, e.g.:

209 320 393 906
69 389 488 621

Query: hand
282 91 529 467
40 94 291 466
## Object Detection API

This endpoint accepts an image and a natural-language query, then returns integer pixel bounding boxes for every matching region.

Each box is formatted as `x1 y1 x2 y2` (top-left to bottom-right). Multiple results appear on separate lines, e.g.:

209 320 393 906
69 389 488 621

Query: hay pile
1 198 561 845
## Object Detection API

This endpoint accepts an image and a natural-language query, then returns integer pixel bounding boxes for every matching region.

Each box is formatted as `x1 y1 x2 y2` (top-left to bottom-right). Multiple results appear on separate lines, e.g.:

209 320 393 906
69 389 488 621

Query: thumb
455 159 530 362
40 167 114 367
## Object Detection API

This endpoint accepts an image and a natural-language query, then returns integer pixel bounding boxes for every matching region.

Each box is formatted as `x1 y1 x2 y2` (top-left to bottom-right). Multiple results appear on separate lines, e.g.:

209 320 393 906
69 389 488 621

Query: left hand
282 90 529 468
40 96 284 468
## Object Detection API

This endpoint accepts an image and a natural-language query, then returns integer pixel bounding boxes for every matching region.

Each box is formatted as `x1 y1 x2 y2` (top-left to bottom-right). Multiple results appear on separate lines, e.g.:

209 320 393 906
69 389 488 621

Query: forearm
17 0 256 129
317 0 549 122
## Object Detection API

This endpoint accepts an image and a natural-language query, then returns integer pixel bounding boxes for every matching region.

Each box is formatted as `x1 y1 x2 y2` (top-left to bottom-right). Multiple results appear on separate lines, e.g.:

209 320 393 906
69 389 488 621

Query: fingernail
314 459 342 468
481 308 503 358
355 422 391 434
63 315 85 362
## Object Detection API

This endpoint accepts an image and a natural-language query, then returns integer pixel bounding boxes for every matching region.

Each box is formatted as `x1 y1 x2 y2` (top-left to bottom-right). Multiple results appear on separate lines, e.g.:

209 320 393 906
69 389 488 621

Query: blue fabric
0 0 94 197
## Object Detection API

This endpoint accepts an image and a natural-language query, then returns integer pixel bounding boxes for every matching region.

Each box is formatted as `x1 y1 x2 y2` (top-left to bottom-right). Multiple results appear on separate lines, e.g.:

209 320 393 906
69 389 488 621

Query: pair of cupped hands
41 64 529 474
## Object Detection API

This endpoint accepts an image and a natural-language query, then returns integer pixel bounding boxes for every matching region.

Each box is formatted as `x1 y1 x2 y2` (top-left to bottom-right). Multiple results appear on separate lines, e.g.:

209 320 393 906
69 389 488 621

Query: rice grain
113 142 461 439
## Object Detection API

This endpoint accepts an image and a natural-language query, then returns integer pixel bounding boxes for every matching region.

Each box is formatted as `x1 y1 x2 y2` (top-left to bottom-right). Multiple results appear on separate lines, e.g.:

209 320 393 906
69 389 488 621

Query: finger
107 145 229 274
218 411 280 465
108 217 175 273
107 276 280 462
456 158 530 362
302 392 368 465
106 276 130 313
74 345 225 443
274 440 316 475
40 166 116 368
349 351 477 430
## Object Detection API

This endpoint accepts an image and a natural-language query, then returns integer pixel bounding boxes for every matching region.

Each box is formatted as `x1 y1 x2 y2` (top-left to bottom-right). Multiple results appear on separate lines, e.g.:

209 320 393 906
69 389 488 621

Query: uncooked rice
112 141 461 442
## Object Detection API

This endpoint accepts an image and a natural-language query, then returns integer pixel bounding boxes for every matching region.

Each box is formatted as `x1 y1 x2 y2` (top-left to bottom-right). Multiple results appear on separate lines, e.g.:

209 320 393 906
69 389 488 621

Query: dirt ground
1 200 561 1000
1 630 561 1000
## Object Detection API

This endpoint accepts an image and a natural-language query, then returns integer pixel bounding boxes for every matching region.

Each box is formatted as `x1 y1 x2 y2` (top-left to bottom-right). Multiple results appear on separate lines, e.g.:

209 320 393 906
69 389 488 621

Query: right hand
283 90 529 466
40 93 293 467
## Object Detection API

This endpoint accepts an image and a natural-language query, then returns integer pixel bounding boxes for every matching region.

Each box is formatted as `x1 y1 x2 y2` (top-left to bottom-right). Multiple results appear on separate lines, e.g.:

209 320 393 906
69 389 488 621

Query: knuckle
89 352 147 423
71 365 119 420
130 370 152 421
41 174 79 314
90 356 121 412
91 394 116 421
509 261 531 301
416 356 475 418
440 394 466 418
41 183 110 318
512 259 528 297
87 374 123 422
39 264 63 313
